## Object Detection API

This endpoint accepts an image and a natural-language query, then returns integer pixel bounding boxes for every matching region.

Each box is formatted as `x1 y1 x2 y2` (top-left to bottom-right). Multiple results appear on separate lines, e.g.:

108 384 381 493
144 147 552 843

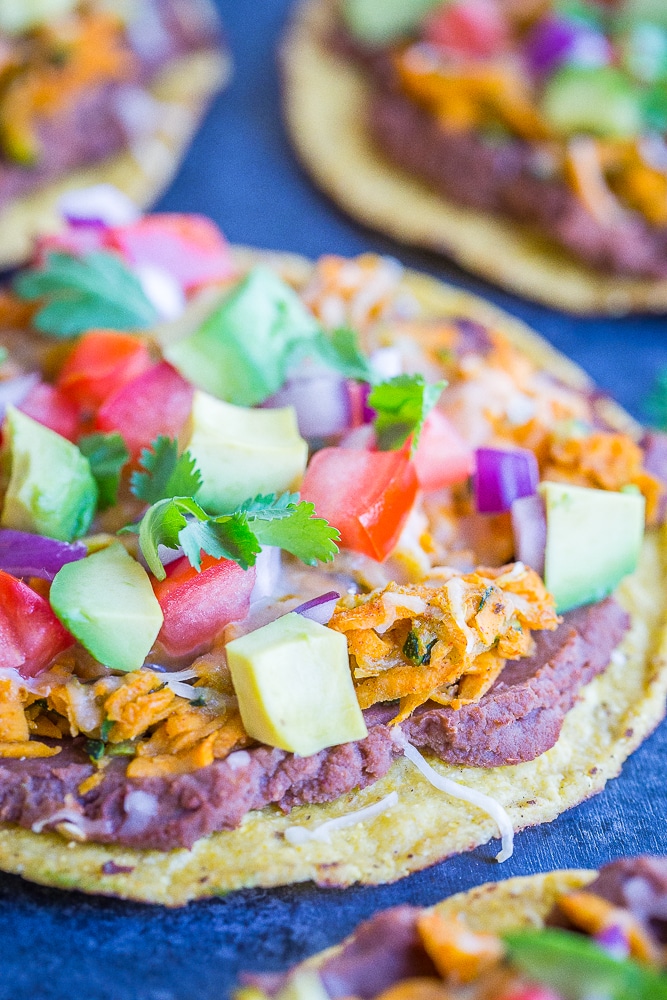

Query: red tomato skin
0 571 73 678
57 330 153 412
106 214 235 293
95 361 193 457
423 0 508 57
153 555 256 657
300 447 418 562
413 409 475 491
18 384 80 441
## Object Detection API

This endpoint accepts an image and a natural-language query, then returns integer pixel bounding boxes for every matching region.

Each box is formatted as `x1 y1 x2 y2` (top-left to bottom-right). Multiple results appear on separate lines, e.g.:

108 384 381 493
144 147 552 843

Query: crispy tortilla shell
281 0 667 315
0 42 229 270
0 259 665 905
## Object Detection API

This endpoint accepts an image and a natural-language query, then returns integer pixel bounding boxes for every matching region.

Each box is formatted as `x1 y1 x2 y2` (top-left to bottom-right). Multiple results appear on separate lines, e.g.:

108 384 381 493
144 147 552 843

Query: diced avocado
0 0 77 34
166 267 320 407
541 66 642 137
540 481 645 612
341 0 443 45
621 0 667 29
187 390 308 513
50 543 163 673
2 406 97 542
227 612 368 757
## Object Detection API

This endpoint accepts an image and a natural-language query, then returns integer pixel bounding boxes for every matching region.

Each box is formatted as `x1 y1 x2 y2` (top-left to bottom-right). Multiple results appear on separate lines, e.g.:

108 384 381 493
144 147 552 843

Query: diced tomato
300 447 418 562
95 361 193 457
500 988 563 1000
18 383 80 441
57 330 153 412
423 0 508 58
413 409 474 491
153 554 256 657
0 571 73 677
105 214 235 294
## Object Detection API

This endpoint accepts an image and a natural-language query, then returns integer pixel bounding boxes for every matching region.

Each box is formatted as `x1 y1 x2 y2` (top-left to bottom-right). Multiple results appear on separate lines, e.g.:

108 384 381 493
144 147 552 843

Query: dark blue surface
2 3 667 998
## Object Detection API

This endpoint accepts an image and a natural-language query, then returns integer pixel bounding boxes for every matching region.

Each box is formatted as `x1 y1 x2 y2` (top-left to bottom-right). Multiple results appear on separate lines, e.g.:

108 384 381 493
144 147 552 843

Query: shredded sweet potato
329 564 559 721
0 678 30 742
302 253 404 330
0 740 60 758
416 911 504 984
374 978 454 1000
103 671 178 743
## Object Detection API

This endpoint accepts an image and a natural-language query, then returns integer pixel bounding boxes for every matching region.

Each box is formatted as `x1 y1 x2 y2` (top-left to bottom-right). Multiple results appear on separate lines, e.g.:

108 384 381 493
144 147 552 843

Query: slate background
2 2 667 998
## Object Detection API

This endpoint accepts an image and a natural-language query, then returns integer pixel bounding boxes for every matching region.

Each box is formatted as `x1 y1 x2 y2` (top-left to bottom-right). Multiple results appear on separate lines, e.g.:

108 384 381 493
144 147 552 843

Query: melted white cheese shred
283 791 399 846
393 730 514 863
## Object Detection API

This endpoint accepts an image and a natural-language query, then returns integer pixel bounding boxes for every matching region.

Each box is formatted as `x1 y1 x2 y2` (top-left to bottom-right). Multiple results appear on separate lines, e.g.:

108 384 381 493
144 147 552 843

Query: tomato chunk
58 330 153 411
106 214 235 294
19 383 80 441
300 447 418 561
0 571 73 677
95 361 193 457
424 0 508 57
413 409 474 491
153 554 256 657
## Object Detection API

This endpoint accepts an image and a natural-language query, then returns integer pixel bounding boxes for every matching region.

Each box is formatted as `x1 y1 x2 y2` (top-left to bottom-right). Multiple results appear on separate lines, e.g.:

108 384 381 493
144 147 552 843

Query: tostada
238 854 667 1000
282 0 667 314
0 201 664 904
0 0 227 269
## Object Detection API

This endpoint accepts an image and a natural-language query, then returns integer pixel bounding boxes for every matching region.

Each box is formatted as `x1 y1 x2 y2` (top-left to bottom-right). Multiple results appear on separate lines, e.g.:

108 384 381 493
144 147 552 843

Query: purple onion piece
58 183 139 227
511 495 547 577
293 591 341 625
594 924 630 960
0 530 87 581
525 16 609 77
263 375 352 439
475 447 539 514
251 546 282 603
0 373 40 423
361 382 375 424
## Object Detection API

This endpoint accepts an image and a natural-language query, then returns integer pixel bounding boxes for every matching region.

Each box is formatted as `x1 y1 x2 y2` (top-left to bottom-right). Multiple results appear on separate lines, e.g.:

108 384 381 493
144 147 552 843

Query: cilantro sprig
368 374 446 454
79 432 130 510
14 251 159 338
125 438 339 579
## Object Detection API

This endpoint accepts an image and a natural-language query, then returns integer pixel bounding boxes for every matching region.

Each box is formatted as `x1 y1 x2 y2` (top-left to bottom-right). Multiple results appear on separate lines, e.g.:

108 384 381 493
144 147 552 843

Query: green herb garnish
14 251 159 338
505 929 667 1000
130 436 202 505
369 374 446 454
79 432 130 510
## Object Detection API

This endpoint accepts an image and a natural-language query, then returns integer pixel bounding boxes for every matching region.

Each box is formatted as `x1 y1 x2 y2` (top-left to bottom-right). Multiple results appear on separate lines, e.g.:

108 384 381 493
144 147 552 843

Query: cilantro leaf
14 251 159 338
130 437 202 504
368 374 446 454
132 489 339 579
252 500 340 566
298 327 377 383
78 432 129 510
180 516 261 571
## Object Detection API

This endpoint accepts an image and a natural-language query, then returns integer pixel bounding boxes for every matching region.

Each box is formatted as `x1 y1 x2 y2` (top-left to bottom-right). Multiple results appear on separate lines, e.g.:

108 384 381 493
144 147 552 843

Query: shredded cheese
283 791 399 846
393 730 514 863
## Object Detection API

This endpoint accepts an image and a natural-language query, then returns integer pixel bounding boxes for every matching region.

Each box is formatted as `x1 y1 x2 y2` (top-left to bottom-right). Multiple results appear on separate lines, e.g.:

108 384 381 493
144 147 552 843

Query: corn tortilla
281 0 667 316
0 37 229 270
0 256 664 906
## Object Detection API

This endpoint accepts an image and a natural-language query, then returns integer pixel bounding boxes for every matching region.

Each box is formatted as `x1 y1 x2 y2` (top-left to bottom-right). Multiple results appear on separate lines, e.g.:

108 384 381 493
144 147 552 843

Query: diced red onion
594 924 630 960
525 16 610 77
0 530 87 581
339 423 376 450
360 382 375 424
511 494 546 576
58 184 140 227
264 375 352 439
293 591 341 625
475 447 539 514
251 546 282 603
0 373 40 422
135 262 186 321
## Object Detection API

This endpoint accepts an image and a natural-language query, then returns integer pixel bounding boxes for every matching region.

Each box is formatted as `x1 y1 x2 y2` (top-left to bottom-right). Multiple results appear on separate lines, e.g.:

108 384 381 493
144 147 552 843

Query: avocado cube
342 0 443 45
540 481 645 613
166 267 320 407
227 612 368 757
0 0 77 35
541 66 642 138
50 543 163 672
187 390 308 513
2 406 97 541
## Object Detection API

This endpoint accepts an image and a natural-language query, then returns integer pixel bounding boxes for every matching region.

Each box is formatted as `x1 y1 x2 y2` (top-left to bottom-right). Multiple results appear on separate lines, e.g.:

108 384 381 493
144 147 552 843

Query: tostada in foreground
238 854 667 1000
283 0 667 314
0 0 226 268
0 195 666 904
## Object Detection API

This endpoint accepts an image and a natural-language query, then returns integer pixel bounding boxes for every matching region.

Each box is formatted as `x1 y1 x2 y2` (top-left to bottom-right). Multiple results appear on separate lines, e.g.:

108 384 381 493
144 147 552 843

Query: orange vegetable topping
416 910 504 984
557 891 660 965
